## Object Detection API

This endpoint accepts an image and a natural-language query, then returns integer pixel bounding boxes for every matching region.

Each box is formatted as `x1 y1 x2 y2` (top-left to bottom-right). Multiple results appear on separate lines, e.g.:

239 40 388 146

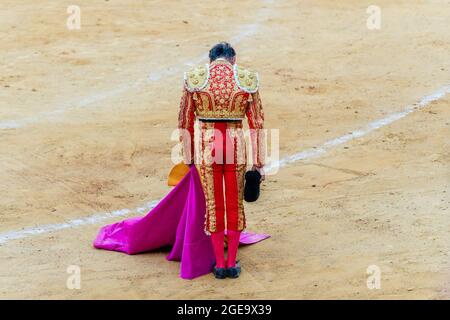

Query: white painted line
265 85 450 173
0 1 274 243
0 200 159 244
0 3 271 130
0 85 448 245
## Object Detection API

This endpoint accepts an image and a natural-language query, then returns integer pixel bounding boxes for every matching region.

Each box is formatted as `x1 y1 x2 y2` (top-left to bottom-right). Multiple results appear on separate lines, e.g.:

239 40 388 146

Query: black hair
208 42 236 63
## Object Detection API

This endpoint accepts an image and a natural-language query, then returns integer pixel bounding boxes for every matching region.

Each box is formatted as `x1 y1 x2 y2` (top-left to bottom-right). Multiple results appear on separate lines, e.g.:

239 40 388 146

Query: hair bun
209 42 236 62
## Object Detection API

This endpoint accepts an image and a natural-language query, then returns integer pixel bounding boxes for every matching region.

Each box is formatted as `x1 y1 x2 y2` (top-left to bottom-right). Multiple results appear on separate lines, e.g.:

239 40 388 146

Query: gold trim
184 64 210 92
236 164 246 231
234 64 259 93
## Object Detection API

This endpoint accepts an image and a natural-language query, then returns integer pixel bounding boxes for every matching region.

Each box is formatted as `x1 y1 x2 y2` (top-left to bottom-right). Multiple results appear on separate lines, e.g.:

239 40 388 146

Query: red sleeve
178 87 195 164
246 91 265 167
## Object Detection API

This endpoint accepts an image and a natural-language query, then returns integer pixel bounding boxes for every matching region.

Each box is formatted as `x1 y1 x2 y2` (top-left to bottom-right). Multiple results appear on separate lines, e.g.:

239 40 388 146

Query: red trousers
196 121 246 233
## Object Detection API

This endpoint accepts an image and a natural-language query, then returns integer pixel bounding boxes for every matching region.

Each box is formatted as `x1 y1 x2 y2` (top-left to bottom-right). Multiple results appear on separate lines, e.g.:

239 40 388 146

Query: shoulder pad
233 65 259 93
184 64 209 92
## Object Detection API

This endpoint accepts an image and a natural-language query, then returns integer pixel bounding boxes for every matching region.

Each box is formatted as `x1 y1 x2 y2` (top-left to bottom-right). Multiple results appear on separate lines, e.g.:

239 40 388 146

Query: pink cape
93 166 270 279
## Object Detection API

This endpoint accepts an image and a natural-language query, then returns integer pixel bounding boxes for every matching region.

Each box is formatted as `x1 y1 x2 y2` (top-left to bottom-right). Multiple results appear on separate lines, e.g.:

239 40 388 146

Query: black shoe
213 266 227 279
226 261 241 279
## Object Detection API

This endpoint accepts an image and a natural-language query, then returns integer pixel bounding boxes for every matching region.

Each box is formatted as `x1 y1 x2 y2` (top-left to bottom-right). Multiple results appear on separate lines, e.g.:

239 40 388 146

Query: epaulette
184 64 209 92
233 65 259 93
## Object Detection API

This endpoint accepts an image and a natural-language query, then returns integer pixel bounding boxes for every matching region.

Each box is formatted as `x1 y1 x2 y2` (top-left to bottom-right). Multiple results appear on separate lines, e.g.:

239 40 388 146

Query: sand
0 0 449 299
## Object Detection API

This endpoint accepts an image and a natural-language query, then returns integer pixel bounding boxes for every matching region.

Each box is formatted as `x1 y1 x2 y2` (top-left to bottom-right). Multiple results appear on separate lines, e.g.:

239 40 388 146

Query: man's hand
251 165 265 182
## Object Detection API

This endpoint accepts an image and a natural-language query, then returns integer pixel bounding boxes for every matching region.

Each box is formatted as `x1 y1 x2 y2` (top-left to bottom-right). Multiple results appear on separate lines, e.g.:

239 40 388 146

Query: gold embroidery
195 92 210 113
187 61 251 120
199 122 215 166
184 64 209 92
196 108 245 120
234 65 259 93
246 91 265 167
178 89 195 164
196 121 218 233
196 164 217 233
236 164 246 231
181 60 263 234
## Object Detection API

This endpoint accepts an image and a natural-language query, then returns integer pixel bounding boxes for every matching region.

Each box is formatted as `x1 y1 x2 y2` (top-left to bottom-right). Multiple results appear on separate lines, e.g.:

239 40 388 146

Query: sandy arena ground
0 0 449 299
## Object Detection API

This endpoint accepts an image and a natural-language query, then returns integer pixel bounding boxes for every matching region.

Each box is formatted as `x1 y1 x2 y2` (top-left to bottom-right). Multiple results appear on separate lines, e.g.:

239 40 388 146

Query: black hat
244 170 261 202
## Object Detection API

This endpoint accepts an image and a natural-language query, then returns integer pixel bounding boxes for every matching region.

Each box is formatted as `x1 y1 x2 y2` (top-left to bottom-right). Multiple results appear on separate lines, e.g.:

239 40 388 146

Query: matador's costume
92 57 270 281
178 58 265 235
178 57 265 277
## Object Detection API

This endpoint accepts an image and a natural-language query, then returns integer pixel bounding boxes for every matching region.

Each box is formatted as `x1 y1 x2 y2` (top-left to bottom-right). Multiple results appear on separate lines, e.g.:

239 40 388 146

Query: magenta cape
93 166 270 279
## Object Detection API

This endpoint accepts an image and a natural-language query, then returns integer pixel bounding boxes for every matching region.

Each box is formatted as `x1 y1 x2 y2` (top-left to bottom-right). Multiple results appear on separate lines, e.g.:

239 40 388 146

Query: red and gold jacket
178 58 265 167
